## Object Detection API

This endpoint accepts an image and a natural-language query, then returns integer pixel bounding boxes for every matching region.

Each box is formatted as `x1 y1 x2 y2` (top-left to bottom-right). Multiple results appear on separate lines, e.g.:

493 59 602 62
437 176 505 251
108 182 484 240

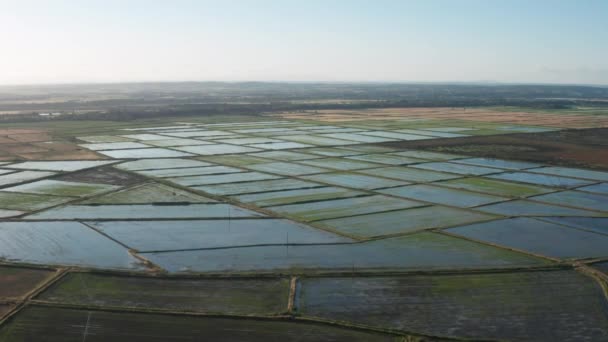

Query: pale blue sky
1 0 607 85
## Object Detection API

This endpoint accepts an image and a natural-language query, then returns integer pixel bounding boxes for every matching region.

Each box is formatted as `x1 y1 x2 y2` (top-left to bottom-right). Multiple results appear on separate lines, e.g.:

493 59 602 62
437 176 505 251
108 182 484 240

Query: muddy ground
379 128 608 170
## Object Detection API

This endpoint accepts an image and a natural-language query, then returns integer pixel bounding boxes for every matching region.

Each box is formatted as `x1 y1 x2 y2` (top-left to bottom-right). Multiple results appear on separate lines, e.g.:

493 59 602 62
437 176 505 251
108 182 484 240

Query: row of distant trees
0 98 593 123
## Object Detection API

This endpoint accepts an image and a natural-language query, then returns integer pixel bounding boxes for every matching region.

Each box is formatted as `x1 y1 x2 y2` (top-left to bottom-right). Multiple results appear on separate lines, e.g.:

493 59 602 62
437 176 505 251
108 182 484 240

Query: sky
0 0 607 85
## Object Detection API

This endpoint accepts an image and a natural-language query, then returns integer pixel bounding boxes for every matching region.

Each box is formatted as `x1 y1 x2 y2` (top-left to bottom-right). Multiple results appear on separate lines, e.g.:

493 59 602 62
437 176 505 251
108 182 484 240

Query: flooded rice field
2 117 607 341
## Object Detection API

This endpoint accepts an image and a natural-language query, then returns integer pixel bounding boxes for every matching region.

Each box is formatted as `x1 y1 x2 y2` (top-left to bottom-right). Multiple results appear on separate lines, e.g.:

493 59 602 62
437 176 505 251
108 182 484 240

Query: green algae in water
297 270 608 341
143 231 547 273
39 273 290 315
447 217 608 259
411 162 503 175
357 166 461 182
235 187 365 207
0 306 397 342
317 206 497 238
27 204 263 220
197 154 272 166
476 200 603 217
136 165 242 178
194 178 323 196
438 177 554 197
0 191 74 211
2 180 118 198
454 157 541 170
268 195 425 221
169 172 279 186
81 183 216 204
379 184 508 208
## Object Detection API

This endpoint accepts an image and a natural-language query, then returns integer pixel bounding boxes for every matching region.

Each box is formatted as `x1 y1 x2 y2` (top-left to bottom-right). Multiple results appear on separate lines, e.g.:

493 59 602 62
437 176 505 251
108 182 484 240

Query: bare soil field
277 107 608 128
379 128 608 170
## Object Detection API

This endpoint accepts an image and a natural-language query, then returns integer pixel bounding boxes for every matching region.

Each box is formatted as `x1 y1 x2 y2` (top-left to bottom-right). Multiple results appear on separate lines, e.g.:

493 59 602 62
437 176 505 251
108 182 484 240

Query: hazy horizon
1 0 607 86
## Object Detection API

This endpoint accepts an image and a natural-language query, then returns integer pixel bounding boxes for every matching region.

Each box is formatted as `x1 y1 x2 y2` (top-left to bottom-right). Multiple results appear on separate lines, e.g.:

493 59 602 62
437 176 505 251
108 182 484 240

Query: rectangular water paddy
302 172 407 190
39 273 289 314
7 160 115 172
577 183 608 195
496 125 557 133
161 130 233 138
359 131 432 140
489 171 595 188
298 157 380 171
249 150 319 161
529 166 608 182
79 142 150 150
142 231 545 273
246 162 329 176
215 137 282 145
0 306 395 342
247 142 312 150
454 157 541 170
0 266 54 299
78 135 134 143
3 180 118 197
296 270 608 341
411 162 503 175
26 204 263 220
235 187 365 207
379 184 508 207
268 195 425 221
0 191 73 211
421 126 474 132
144 138 212 147
0 221 143 269
175 144 260 155
81 183 216 204
275 135 355 146
345 153 427 165
437 177 554 197
390 150 463 160
476 200 603 216
196 154 271 166
115 158 212 171
317 206 496 238
298 147 362 157
357 167 461 182
318 133 396 143
446 217 608 259
530 191 608 212
170 172 279 186
402 129 468 138
539 217 608 235
99 148 193 159
136 165 242 178
121 133 174 141
340 145 399 153
86 219 351 251
194 178 323 196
